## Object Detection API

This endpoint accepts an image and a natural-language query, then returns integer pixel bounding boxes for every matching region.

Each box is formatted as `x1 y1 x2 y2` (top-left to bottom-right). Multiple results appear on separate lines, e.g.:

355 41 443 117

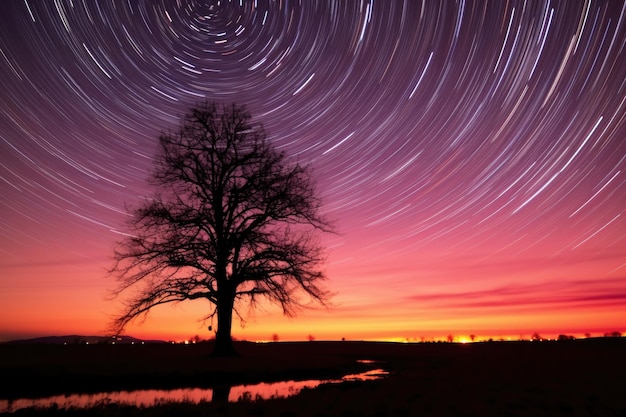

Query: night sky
1 0 624 342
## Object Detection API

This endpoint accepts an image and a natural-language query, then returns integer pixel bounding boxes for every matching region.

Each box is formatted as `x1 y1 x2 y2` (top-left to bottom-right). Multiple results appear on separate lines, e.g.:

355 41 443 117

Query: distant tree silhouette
272 333 280 342
531 332 542 341
109 102 333 356
469 334 476 342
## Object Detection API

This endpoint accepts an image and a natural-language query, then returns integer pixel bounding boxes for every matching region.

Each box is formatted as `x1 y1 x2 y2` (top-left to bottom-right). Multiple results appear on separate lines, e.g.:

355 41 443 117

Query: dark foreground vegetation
1 338 625 416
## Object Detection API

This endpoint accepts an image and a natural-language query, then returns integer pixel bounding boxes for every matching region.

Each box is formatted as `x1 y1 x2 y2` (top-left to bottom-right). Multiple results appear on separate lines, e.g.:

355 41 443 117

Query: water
0 367 387 413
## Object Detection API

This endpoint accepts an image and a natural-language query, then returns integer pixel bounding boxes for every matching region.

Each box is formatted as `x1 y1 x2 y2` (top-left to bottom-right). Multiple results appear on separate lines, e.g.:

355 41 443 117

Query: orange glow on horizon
0 249 624 344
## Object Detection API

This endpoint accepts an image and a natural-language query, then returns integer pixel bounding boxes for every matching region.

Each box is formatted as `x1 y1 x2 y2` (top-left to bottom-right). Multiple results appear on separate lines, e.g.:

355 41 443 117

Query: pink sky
1 221 623 343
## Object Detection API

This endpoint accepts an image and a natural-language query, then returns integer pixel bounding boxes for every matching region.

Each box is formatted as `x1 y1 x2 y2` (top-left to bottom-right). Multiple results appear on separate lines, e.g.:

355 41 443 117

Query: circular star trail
0 1 624 340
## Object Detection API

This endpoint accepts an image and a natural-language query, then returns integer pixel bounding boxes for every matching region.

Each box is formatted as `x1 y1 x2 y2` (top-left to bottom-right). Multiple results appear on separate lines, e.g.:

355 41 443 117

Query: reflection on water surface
1 367 388 413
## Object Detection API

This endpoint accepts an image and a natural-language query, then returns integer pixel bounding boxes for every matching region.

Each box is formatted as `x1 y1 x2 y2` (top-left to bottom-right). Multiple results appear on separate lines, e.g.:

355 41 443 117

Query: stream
1 366 388 413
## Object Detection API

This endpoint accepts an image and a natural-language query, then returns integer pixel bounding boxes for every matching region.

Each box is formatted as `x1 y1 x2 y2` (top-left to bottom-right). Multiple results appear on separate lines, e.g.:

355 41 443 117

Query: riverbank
0 340 373 399
1 338 625 416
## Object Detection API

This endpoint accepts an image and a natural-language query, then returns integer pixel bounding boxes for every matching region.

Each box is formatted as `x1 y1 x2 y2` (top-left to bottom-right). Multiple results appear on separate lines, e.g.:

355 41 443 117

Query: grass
1 338 625 416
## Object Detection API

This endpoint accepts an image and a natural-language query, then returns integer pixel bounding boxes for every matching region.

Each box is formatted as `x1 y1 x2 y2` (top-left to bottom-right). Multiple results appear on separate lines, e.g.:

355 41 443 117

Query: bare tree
109 102 333 356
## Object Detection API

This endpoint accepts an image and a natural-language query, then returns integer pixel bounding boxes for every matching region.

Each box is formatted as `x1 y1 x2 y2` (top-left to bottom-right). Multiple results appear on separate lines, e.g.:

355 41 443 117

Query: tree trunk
212 292 237 357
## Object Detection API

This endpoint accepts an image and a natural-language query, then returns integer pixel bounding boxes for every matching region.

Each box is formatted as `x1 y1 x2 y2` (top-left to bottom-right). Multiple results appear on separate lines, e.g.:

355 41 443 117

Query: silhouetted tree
109 102 333 356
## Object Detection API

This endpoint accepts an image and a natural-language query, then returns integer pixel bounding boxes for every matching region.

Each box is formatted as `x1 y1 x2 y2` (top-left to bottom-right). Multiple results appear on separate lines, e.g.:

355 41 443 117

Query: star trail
1 0 624 342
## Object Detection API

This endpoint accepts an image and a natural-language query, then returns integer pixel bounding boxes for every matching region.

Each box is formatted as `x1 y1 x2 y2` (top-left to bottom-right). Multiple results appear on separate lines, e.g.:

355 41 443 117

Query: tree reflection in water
211 385 231 403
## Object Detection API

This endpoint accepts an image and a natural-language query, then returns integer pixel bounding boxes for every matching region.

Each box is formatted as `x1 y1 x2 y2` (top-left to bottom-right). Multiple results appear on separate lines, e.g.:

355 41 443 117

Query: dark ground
1 338 625 416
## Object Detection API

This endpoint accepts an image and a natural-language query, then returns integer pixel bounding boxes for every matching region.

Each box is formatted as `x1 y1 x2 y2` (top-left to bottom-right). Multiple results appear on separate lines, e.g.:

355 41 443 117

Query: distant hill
3 335 166 345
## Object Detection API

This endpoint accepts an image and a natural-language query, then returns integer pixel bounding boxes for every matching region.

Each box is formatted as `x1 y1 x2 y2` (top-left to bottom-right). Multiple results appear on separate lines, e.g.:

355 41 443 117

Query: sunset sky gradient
1 0 624 343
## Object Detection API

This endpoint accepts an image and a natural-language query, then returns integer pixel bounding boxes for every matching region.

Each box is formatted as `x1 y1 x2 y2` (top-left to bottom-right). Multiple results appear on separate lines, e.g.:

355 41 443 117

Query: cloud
0 256 108 269
406 277 626 311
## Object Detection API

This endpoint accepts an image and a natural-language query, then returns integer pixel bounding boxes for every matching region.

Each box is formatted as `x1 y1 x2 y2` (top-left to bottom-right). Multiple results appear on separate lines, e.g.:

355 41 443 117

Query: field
1 338 625 416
